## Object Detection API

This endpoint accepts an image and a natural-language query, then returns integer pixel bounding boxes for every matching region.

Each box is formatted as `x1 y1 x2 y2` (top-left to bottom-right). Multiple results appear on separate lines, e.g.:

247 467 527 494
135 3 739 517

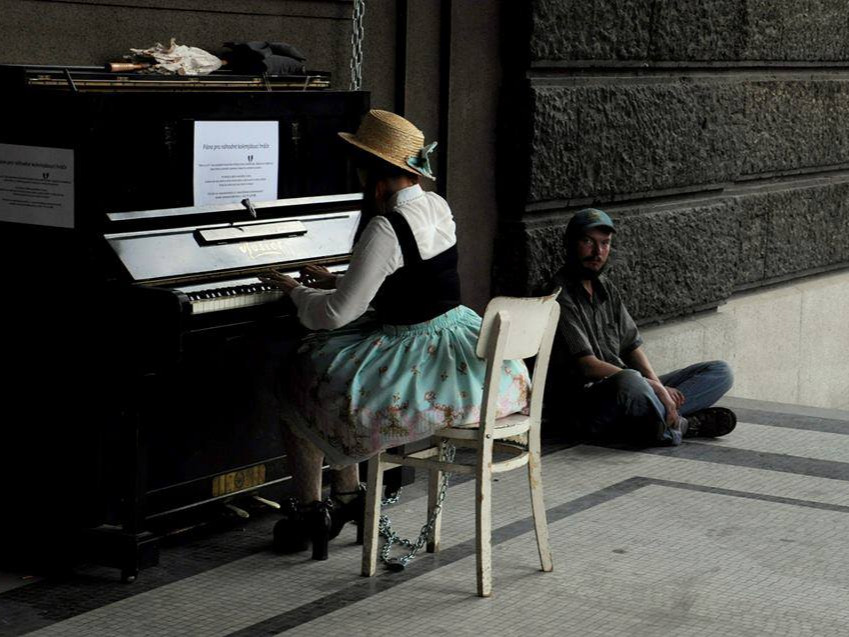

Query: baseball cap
566 208 615 237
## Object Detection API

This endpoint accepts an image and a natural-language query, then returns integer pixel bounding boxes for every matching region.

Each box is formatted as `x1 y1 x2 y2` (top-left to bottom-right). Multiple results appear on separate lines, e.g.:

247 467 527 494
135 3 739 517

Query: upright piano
0 65 368 580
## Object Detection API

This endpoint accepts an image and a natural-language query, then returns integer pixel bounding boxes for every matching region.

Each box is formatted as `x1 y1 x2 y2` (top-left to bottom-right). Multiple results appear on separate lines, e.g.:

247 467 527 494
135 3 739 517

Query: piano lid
105 196 361 283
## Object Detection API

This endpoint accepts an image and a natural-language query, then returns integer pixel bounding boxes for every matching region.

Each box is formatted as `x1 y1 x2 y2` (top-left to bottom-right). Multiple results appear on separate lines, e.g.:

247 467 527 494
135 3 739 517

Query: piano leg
120 388 160 582
82 390 160 582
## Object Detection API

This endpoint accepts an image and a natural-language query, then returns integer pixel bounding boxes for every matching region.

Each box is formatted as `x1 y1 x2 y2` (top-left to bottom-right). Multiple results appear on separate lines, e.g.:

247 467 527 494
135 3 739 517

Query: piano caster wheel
121 569 138 584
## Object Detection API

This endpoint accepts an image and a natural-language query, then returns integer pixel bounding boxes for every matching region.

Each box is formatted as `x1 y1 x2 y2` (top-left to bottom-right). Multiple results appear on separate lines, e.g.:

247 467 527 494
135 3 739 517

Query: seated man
550 208 736 446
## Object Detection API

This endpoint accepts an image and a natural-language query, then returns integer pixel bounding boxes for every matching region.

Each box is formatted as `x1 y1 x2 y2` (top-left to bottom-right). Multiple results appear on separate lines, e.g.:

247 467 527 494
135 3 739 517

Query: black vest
370 211 462 325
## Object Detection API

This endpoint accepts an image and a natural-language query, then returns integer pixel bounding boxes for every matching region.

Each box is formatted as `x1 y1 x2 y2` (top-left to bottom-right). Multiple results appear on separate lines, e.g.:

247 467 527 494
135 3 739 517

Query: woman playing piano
260 110 530 560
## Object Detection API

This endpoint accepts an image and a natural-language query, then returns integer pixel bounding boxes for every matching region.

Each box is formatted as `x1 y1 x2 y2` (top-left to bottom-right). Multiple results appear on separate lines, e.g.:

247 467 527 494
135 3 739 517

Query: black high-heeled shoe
272 499 333 561
305 500 332 561
272 497 310 554
327 484 366 544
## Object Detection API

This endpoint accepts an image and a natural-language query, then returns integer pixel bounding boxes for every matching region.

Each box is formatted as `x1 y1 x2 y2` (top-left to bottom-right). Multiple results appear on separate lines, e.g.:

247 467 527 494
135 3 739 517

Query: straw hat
339 109 437 180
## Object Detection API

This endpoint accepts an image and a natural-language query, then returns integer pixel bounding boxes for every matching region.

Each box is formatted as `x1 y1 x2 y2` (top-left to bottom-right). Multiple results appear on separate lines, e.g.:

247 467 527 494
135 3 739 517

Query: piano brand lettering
237 239 292 259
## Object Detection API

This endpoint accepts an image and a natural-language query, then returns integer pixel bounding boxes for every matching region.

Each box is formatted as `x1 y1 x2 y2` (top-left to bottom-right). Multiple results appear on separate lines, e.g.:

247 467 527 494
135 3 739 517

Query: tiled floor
3 396 849 636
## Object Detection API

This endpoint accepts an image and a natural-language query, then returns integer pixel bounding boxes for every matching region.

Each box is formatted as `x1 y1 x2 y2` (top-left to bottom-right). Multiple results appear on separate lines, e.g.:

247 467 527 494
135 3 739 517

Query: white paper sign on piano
193 121 279 207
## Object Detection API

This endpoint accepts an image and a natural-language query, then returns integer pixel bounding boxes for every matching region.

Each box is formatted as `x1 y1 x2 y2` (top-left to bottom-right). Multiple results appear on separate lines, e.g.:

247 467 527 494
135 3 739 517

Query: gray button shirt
551 269 642 389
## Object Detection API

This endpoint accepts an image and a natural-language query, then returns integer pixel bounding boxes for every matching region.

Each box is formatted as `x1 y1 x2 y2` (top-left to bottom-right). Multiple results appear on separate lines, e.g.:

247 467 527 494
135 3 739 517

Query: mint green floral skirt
281 305 530 465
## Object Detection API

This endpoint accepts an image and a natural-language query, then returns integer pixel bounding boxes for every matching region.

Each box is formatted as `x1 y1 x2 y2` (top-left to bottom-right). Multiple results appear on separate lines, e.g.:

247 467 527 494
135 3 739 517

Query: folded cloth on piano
223 41 307 75
130 38 222 75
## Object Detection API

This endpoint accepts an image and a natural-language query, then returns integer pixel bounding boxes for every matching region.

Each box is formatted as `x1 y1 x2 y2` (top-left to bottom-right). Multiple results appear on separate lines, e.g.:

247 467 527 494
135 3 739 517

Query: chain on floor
377 442 456 571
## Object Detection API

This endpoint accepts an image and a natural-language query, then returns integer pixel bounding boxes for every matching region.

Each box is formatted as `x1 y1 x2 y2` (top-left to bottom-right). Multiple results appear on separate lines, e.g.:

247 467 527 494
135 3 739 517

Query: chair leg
426 439 444 553
528 437 553 573
476 435 494 597
361 453 384 577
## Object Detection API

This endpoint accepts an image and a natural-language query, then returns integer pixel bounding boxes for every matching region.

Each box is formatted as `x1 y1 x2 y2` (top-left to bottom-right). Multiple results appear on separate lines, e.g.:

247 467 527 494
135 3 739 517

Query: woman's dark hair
352 150 419 240
353 148 419 181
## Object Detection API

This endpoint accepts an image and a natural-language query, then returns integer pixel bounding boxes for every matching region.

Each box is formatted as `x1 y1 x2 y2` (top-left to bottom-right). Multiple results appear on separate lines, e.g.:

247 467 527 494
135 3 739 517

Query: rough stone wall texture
529 79 849 202
742 180 849 282
498 0 849 324
530 0 654 62
531 0 849 62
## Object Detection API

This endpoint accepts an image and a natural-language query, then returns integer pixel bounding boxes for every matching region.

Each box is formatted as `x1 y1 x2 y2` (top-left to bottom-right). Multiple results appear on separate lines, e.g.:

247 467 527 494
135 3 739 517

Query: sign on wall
0 143 74 228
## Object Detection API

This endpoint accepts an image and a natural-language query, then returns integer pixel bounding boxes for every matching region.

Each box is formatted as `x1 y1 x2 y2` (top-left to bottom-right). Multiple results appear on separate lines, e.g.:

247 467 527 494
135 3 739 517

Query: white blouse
290 184 457 330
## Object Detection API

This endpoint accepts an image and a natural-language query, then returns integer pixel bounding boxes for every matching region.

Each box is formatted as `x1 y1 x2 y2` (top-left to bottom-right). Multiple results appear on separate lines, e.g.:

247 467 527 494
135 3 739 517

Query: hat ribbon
406 141 437 178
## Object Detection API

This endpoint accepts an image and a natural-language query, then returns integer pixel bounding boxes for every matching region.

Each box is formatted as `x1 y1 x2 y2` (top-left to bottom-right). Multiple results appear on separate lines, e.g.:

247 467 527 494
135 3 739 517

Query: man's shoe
682 407 737 438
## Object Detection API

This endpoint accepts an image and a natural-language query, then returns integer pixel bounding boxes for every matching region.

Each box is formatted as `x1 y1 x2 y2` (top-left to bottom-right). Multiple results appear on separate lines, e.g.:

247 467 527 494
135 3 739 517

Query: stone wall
497 0 849 324
530 0 849 63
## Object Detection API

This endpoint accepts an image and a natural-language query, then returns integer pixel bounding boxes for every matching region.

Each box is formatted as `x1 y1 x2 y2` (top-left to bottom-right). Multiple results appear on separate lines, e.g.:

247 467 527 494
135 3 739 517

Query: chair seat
436 413 531 441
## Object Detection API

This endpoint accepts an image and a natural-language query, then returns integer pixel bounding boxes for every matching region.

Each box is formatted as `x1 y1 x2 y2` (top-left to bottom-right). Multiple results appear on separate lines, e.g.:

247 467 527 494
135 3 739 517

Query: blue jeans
576 361 734 446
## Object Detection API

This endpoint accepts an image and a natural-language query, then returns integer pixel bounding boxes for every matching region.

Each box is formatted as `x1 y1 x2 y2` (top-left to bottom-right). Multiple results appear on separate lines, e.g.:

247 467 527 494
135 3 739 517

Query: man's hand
259 270 300 293
667 386 686 408
647 379 680 427
300 264 338 289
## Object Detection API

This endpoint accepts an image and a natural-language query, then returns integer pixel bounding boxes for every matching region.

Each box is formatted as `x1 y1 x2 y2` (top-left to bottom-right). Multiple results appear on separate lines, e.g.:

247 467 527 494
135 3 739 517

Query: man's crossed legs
576 360 736 446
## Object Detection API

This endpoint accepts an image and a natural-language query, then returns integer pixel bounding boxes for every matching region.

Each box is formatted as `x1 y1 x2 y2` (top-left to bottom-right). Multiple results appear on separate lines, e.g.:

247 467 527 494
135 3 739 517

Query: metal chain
349 0 366 90
378 442 456 570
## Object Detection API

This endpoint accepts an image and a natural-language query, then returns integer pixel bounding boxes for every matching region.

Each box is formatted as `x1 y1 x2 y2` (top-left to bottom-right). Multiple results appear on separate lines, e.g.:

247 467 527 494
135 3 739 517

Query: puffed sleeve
289 216 402 330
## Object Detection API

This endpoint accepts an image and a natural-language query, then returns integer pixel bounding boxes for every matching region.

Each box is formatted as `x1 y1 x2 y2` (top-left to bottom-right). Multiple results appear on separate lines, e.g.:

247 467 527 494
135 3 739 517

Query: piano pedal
251 494 281 510
224 503 250 519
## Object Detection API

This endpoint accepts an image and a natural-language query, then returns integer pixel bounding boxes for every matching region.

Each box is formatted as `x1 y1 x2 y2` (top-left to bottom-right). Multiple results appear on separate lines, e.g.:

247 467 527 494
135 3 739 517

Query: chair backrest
476 290 561 360
476 289 561 429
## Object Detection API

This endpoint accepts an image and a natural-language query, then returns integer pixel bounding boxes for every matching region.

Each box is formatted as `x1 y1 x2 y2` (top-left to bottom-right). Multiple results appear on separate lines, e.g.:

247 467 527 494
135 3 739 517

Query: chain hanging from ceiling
349 0 366 90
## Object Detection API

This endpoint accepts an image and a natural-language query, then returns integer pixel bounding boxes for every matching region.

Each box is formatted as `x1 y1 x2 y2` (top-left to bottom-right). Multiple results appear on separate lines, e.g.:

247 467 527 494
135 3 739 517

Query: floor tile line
646 477 849 514
623 441 849 482
730 407 849 435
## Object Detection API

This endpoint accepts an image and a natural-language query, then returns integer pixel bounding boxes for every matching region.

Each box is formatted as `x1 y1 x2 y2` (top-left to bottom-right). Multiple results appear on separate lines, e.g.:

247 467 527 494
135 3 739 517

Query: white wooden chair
361 290 561 597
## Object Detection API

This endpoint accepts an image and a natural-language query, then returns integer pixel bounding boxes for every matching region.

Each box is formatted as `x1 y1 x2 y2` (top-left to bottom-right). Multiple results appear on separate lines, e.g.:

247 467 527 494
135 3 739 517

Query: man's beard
568 255 608 280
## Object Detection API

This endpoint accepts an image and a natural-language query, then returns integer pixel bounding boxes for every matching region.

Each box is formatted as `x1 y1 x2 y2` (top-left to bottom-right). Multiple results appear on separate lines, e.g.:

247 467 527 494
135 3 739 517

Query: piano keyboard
176 264 347 315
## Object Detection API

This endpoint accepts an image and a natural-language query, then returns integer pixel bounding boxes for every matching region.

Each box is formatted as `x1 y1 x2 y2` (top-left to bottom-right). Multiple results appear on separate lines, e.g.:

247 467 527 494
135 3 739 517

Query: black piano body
96 196 362 580
0 65 369 579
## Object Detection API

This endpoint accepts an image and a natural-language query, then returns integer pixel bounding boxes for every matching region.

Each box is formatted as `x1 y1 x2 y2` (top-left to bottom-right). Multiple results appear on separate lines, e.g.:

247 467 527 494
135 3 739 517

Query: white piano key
174 263 347 315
